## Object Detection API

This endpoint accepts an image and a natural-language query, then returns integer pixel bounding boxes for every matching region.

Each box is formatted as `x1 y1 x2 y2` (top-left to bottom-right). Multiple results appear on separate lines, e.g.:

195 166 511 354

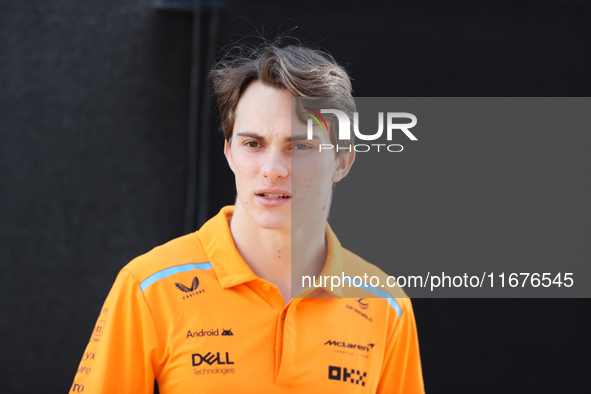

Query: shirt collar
197 206 259 289
196 205 345 297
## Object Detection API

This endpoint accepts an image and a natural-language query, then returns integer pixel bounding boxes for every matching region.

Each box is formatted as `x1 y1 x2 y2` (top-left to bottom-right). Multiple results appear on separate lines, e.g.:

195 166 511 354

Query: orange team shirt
70 206 425 394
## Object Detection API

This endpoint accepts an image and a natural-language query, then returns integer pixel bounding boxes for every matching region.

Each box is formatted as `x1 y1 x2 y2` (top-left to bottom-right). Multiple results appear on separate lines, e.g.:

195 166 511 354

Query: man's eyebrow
235 131 266 142
288 133 320 142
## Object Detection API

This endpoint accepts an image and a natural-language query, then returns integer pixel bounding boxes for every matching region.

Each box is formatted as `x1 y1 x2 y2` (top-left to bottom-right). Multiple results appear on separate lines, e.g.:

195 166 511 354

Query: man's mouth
258 193 290 199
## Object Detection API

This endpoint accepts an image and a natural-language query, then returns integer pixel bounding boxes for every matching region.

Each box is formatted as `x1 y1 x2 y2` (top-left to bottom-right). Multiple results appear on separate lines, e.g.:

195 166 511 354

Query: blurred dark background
1 0 590 393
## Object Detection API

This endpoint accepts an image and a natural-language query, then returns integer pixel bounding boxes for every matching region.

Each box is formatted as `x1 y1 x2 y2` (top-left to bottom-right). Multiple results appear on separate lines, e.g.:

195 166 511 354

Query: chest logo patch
357 298 369 309
176 277 200 292
175 276 206 300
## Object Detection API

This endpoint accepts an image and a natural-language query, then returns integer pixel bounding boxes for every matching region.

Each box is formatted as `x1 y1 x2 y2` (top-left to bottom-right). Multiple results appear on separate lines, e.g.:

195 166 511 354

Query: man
70 43 424 393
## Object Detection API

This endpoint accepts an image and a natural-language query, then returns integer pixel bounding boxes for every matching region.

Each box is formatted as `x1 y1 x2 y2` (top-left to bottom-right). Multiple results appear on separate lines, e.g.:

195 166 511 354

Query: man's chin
251 215 291 232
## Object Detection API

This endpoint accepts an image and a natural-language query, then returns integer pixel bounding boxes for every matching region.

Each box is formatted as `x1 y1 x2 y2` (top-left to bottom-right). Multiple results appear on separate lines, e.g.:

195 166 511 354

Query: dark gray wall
1 1 193 392
1 0 590 393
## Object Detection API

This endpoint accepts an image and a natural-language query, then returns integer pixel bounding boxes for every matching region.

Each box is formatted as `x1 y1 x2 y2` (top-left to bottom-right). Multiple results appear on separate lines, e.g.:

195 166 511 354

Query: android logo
221 329 233 336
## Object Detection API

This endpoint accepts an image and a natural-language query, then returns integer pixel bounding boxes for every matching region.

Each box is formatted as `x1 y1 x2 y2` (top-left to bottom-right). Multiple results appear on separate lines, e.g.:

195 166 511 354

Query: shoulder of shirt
120 232 208 284
340 246 412 309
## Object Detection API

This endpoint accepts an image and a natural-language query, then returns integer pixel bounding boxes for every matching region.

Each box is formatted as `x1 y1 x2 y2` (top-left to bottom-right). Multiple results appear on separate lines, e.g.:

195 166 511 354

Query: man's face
224 81 354 231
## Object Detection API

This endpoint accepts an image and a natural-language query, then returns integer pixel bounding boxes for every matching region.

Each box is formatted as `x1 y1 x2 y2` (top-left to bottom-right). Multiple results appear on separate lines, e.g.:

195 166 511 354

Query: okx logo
192 352 234 366
328 365 367 386
175 276 205 300
305 108 417 153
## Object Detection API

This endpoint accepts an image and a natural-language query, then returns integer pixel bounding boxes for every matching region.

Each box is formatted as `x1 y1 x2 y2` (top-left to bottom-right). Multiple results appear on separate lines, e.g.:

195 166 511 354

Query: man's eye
245 141 260 148
293 143 311 150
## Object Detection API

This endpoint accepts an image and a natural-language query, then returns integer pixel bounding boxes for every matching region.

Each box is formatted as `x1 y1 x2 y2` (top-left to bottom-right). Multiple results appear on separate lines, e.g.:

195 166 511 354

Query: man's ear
332 149 356 183
224 139 235 173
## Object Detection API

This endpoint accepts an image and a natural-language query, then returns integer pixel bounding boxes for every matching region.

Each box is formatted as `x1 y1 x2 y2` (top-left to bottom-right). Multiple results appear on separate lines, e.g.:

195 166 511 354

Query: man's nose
260 148 289 179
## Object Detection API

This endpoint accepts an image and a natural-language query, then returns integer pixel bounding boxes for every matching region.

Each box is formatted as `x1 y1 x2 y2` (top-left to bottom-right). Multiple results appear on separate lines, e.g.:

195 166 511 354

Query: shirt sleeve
376 298 425 394
69 269 160 394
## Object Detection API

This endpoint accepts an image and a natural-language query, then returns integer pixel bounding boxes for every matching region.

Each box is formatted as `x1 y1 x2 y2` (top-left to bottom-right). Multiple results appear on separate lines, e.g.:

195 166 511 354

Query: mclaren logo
325 340 374 352
175 276 205 300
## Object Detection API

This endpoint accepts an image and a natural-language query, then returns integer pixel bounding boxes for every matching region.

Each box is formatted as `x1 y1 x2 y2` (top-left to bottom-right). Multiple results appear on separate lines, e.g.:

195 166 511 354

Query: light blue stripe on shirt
140 262 213 291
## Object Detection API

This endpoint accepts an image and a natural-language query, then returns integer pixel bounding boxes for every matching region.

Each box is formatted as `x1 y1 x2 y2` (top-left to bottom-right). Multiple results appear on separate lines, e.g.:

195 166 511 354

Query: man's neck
229 201 327 303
